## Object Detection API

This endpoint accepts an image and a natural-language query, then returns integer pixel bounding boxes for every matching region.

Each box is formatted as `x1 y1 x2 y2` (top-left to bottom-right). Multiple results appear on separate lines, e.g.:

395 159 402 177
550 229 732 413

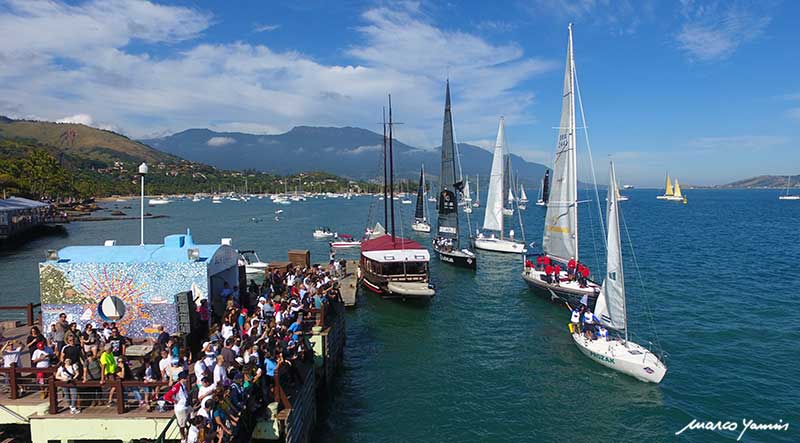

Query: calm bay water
0 189 797 442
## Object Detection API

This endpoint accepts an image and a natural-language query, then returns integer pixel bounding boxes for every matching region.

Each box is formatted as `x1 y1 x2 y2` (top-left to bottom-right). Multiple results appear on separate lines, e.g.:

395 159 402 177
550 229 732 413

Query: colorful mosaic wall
39 261 208 338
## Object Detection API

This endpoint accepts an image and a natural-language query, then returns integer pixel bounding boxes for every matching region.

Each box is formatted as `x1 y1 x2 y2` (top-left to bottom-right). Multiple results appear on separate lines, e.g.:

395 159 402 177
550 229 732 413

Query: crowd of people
0 262 345 443
570 305 608 341
526 254 592 287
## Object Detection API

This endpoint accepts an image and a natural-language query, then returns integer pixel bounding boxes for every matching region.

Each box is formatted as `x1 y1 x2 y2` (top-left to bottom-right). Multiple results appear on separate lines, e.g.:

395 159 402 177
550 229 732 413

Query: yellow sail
673 179 682 197
615 181 622 199
664 174 674 196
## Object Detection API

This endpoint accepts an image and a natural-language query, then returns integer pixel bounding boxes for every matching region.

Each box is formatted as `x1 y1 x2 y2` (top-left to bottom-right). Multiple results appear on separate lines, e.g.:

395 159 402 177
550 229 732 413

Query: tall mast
382 107 388 228
568 22 578 261
388 95 396 241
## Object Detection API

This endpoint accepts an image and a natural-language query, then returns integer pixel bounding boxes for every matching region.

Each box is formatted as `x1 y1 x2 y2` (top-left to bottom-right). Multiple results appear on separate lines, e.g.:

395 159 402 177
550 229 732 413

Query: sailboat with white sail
473 174 480 207
474 117 526 254
536 170 550 207
656 173 685 202
411 165 432 232
521 24 601 308
779 176 800 200
432 80 477 270
570 161 667 384
463 177 473 213
519 183 528 210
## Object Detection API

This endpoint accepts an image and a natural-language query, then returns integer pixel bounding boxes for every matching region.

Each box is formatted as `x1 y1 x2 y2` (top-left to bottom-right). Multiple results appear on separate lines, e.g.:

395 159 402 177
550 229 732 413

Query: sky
0 0 798 186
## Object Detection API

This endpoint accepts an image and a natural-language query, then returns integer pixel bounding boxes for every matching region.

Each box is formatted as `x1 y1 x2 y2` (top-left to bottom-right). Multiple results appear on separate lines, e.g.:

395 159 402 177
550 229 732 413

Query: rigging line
620 208 663 352
573 59 606 252
450 96 472 242
504 134 526 245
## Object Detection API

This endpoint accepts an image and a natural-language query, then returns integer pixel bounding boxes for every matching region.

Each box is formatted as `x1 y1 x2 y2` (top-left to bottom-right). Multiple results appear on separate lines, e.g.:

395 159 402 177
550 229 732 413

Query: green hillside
0 118 176 165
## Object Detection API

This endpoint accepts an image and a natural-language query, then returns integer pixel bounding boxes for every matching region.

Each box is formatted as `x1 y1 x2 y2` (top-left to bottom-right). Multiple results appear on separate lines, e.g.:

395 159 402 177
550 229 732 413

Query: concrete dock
339 260 359 307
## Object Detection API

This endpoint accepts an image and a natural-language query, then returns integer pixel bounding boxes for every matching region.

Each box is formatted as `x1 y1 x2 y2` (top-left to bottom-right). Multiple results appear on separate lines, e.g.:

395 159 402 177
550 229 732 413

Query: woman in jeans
56 358 81 414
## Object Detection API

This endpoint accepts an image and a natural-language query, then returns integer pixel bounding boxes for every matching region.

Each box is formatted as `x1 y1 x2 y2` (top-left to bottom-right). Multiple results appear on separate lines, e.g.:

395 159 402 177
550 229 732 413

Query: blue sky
0 0 798 186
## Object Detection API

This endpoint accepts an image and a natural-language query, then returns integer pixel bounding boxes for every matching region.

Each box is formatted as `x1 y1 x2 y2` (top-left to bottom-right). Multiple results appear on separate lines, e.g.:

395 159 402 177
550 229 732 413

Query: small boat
238 250 269 274
148 198 170 206
432 80 478 269
411 165 432 233
313 227 336 239
475 117 526 255
656 173 685 201
571 160 667 384
274 209 284 214
192 196 202 202
518 183 528 210
622 184 634 190
606 180 630 202
536 170 550 207
779 176 800 200
521 25 601 308
331 234 361 248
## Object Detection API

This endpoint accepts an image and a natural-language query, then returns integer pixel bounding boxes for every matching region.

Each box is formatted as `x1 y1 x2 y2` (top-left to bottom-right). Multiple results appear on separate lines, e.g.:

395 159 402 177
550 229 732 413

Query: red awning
360 234 423 252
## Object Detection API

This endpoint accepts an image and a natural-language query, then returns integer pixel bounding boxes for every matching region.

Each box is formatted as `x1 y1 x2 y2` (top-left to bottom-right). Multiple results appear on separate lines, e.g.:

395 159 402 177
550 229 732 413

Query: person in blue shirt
287 316 303 341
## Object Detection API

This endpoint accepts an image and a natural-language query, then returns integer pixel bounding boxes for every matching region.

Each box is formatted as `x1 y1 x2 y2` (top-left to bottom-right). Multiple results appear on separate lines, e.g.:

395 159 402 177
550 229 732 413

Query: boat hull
411 222 431 233
474 237 526 254
656 195 683 201
572 333 667 383
521 269 599 310
360 276 434 301
433 246 477 270
779 196 800 200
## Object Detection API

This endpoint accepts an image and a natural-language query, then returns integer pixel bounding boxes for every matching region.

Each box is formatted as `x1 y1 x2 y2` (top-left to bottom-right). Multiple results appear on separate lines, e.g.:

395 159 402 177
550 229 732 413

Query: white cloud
56 113 94 125
253 23 280 32
0 1 554 149
343 144 382 155
675 1 770 61
207 136 236 147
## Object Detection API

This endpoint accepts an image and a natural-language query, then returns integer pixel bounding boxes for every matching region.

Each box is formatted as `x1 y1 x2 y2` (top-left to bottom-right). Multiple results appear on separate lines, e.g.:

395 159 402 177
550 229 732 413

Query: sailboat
571 161 667 384
401 180 413 204
411 165 432 232
432 80 477 270
615 182 629 201
360 97 435 300
656 173 684 201
779 175 800 200
472 174 480 207
502 148 515 216
474 117 526 254
519 183 528 210
536 170 550 207
521 24 601 308
463 177 473 213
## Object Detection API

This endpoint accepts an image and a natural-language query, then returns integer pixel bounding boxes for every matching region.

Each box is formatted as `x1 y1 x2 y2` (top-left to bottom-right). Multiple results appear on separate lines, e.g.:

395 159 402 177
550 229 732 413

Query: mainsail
542 24 578 263
664 174 674 196
437 80 460 244
463 177 472 202
503 152 512 209
541 169 551 203
482 118 506 234
594 162 627 333
673 179 682 198
520 184 528 202
415 166 425 220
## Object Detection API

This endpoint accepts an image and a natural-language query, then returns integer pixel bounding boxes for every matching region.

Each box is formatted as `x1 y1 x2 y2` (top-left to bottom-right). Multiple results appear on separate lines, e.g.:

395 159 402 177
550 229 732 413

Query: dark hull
522 272 599 310
434 246 477 270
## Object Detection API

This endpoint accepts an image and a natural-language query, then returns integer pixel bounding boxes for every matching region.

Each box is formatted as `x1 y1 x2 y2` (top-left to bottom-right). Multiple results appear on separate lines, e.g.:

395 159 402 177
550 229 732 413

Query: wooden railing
0 302 41 326
49 378 170 414
0 364 58 399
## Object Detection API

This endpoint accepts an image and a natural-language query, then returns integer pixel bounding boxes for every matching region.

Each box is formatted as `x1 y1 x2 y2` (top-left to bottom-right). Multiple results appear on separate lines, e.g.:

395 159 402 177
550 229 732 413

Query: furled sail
437 80 460 243
595 162 627 332
543 24 578 263
482 118 506 233
415 166 425 220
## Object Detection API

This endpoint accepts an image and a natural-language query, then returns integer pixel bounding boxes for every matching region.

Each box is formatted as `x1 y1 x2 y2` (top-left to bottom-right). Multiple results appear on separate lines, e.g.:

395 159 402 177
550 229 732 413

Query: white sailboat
519 184 528 210
474 117 526 254
521 23 601 308
779 176 800 200
656 173 685 202
503 188 515 216
536 170 549 207
571 162 667 384
148 198 170 206
615 182 629 201
463 177 473 213
473 174 480 207
411 165 432 232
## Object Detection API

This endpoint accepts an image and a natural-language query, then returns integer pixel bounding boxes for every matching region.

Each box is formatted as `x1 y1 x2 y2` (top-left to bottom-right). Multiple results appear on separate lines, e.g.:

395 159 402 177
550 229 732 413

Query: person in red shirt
535 255 545 270
543 255 551 267
579 265 590 287
567 258 577 280
544 264 554 284
553 264 562 286
525 259 534 269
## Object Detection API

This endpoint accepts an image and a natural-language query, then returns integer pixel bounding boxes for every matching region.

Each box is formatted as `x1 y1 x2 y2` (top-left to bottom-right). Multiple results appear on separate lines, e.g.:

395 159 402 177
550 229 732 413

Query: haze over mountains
142 126 549 183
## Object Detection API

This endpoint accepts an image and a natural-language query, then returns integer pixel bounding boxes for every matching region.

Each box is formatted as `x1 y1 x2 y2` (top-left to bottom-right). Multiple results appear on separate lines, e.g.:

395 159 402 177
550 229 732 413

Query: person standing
53 313 68 359
56 358 81 414
568 257 577 280
164 371 191 442
31 341 51 399
99 344 118 406
553 264 562 286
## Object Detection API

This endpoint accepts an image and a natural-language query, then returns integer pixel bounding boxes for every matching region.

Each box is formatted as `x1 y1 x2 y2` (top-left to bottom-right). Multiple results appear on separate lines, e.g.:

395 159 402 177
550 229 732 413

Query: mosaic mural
39 261 208 338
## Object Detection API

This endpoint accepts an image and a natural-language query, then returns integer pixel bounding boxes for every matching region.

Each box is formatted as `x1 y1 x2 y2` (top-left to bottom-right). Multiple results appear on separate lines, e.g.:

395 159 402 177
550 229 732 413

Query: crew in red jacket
535 255 545 270
544 264 554 284
567 258 577 280
553 264 562 286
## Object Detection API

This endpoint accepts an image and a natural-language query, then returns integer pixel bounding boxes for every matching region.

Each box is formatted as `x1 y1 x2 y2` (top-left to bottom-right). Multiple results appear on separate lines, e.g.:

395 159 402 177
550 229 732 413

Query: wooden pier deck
339 260 359 307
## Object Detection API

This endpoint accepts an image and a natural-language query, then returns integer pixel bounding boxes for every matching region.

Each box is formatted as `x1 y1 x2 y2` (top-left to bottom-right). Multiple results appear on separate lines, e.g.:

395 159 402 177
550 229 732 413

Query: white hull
331 241 361 248
401 200 412 205
572 333 667 383
502 208 514 216
411 221 431 233
245 263 269 274
148 199 170 205
535 200 546 206
779 195 800 200
474 236 526 254
656 195 683 201
313 231 336 239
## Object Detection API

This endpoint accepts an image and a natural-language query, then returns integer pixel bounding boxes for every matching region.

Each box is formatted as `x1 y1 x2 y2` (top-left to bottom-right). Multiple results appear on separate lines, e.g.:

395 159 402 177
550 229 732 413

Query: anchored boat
521 24 600 307
411 165 432 233
779 176 800 200
536 170 550 207
571 161 667 384
432 80 477 270
238 250 269 274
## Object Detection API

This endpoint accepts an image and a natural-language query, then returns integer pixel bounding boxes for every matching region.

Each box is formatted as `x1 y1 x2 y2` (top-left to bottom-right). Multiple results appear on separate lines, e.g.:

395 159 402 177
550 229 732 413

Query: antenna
388 95 395 241
382 107 388 229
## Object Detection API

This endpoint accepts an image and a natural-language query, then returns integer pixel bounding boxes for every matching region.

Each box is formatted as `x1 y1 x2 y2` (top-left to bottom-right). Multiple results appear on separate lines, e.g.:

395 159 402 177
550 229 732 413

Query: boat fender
428 283 436 290
568 323 574 334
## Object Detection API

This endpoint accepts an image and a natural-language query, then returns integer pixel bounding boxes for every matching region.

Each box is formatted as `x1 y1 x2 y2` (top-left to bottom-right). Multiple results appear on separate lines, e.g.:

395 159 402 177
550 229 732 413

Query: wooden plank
339 260 359 307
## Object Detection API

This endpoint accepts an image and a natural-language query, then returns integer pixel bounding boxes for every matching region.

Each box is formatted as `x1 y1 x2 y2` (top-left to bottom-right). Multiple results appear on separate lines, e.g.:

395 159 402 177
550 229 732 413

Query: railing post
9 364 18 400
115 378 125 414
26 303 34 326
48 377 57 414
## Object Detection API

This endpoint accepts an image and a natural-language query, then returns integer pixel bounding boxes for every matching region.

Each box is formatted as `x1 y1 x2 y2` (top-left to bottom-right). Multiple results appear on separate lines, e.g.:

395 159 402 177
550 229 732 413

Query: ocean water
0 190 797 442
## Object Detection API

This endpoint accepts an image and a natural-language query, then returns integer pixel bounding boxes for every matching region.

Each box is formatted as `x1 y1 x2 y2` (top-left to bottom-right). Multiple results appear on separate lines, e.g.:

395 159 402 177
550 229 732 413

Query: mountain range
142 126 549 184
719 175 799 189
